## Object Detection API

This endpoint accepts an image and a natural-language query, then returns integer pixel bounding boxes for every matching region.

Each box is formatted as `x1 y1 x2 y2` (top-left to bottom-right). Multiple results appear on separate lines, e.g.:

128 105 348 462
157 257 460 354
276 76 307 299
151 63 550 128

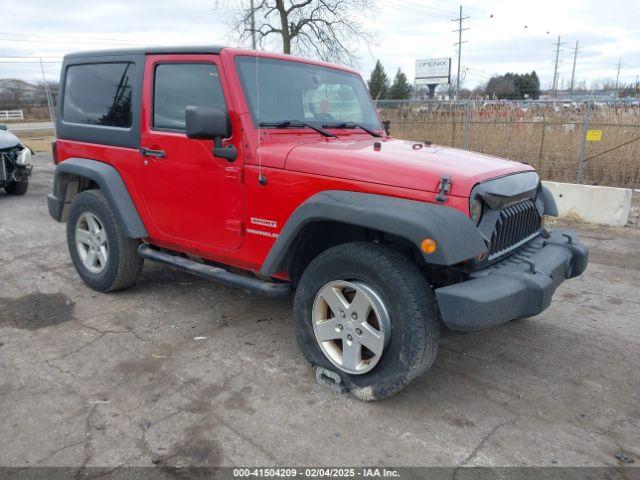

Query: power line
0 37 146 47
384 0 454 18
452 5 469 99
390 0 457 16
0 30 149 45
0 56 63 59
249 0 257 49
378 1 453 19
465 67 492 79
0 61 62 64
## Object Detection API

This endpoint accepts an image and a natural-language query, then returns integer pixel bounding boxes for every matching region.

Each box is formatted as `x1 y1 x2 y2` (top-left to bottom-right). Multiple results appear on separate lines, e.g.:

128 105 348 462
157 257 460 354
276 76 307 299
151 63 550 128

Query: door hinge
225 166 243 182
225 219 243 233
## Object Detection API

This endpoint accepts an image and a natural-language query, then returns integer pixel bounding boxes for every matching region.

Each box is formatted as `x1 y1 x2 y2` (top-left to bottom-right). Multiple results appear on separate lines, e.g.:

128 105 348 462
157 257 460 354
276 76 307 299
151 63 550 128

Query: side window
63 62 133 128
153 63 226 131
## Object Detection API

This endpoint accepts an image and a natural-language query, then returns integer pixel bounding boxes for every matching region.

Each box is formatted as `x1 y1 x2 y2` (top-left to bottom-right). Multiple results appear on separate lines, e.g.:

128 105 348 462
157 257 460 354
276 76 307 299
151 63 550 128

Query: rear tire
5 180 28 196
293 242 439 401
67 190 143 292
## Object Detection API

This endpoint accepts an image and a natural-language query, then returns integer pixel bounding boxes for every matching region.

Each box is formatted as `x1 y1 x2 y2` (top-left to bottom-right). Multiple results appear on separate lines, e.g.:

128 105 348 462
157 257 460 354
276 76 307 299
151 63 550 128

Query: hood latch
435 175 452 203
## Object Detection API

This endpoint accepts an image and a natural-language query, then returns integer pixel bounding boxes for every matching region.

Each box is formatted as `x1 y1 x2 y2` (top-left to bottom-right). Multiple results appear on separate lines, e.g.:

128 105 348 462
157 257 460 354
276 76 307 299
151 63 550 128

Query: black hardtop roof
64 45 224 59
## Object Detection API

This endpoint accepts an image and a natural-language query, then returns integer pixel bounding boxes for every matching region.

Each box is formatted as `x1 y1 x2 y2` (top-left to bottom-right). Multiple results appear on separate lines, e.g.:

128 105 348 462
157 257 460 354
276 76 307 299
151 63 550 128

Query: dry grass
383 102 640 189
1 107 52 122
16 130 55 153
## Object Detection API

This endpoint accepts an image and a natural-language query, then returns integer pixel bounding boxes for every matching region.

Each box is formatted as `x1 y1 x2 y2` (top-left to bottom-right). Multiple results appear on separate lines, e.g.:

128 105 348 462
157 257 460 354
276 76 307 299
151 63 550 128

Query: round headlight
470 198 483 225
16 147 32 166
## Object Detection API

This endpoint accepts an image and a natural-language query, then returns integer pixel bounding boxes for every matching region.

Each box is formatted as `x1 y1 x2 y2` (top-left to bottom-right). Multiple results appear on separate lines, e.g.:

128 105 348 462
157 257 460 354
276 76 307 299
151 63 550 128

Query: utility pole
249 0 257 50
569 40 579 97
615 57 623 96
551 35 564 98
451 5 469 100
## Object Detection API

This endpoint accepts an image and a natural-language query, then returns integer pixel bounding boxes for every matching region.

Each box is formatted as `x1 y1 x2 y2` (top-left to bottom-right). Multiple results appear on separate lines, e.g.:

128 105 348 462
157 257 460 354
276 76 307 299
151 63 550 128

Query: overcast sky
2 0 639 89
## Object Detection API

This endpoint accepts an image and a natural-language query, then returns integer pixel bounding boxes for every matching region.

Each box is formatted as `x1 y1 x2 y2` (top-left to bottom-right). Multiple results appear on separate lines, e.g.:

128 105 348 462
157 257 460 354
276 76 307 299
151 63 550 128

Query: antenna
249 0 257 50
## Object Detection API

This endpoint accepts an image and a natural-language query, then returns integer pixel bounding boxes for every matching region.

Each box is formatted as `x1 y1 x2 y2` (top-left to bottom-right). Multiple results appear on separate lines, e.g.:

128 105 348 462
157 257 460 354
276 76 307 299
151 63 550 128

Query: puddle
0 293 74 330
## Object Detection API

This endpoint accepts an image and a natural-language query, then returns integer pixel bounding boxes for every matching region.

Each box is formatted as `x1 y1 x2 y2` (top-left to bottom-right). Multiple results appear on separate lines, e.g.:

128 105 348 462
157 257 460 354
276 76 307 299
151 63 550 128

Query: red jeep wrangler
48 47 588 400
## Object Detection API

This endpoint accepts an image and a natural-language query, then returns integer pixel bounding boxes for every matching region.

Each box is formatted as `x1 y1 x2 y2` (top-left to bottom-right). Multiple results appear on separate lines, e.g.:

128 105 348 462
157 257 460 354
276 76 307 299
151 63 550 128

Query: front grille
488 199 541 259
0 156 6 182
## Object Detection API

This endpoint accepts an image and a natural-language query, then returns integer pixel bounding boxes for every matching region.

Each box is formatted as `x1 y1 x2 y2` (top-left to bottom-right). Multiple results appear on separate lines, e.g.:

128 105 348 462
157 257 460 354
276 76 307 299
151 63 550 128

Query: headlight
16 147 32 166
470 198 483 225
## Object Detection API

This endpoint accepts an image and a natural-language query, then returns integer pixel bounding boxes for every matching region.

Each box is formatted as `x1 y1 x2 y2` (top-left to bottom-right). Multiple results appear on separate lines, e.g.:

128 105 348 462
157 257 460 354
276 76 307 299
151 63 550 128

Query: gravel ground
1 154 639 469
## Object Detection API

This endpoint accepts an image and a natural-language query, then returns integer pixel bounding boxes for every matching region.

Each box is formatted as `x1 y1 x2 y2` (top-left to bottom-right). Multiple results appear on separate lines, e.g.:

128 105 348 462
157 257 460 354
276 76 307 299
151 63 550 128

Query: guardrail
0 110 24 120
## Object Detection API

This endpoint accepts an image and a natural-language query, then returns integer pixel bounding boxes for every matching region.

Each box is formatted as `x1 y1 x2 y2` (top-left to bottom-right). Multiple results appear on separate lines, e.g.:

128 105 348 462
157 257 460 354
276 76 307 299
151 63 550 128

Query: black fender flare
47 158 148 238
540 184 558 216
259 190 487 276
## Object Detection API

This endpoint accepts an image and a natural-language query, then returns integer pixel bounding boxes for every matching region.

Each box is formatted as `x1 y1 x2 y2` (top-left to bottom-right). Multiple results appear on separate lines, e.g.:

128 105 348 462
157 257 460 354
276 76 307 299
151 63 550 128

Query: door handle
140 147 166 158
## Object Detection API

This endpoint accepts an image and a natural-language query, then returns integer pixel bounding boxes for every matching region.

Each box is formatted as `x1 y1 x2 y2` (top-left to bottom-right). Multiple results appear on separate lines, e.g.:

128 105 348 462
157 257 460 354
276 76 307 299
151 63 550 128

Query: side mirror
185 106 237 162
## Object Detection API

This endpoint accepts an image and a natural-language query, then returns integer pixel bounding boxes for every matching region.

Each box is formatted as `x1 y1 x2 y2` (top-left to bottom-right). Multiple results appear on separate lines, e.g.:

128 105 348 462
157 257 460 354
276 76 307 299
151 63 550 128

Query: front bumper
435 230 588 331
15 164 32 181
0 162 31 184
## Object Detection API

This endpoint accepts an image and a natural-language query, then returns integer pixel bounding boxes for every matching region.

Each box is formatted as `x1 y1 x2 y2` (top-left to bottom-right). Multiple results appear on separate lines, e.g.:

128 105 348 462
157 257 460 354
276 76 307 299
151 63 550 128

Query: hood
0 128 21 150
284 137 534 197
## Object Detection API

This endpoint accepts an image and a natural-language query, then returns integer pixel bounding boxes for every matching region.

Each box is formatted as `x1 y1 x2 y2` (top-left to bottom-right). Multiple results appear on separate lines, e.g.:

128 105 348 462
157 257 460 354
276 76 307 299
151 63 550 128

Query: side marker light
420 238 437 254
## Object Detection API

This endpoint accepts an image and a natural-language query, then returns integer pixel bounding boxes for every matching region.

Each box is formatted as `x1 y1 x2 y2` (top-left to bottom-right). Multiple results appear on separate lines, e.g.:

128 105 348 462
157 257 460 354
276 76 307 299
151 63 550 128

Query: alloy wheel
312 280 390 375
75 212 109 274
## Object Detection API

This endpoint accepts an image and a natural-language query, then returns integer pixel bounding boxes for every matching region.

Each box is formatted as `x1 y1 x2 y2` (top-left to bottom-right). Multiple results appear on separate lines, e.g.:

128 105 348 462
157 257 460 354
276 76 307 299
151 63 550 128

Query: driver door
140 55 243 252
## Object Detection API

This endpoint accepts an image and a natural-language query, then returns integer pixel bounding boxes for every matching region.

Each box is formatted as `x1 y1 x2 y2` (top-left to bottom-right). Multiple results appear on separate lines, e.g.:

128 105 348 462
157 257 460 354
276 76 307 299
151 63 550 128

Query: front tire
67 190 143 292
293 242 439 401
4 180 28 196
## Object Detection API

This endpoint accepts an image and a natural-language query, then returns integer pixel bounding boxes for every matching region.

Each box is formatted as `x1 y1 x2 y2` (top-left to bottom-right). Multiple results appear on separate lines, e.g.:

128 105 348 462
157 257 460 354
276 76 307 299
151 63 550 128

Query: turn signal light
420 238 437 254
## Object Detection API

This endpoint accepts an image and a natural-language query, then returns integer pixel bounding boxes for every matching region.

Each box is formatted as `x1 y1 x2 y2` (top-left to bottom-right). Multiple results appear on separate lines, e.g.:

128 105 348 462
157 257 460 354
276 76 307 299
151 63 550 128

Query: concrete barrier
543 181 632 227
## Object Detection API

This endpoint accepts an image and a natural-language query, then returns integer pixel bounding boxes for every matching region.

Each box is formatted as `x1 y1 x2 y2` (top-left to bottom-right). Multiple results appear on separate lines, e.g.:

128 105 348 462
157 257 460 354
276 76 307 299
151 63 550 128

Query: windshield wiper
322 122 383 138
259 120 337 138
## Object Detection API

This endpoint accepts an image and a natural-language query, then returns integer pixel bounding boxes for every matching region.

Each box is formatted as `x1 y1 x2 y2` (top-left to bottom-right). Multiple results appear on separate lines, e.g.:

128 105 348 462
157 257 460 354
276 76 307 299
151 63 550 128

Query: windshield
235 56 382 131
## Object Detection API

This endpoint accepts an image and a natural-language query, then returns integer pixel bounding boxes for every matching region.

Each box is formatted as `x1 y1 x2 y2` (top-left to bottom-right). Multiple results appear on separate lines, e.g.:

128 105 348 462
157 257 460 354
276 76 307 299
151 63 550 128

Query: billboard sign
415 58 451 85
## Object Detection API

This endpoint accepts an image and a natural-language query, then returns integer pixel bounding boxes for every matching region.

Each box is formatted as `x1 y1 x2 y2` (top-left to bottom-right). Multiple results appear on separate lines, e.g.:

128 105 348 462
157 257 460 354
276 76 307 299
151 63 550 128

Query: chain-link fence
376 99 640 189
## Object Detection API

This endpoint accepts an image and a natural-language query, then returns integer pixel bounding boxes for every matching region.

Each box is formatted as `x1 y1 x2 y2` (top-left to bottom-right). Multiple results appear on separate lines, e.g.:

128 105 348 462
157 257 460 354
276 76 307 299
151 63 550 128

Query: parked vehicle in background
47 47 588 400
0 125 32 195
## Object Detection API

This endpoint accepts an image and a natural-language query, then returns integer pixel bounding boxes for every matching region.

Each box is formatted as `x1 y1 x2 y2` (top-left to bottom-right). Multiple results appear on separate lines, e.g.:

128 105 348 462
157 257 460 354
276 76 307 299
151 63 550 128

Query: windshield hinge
435 175 452 203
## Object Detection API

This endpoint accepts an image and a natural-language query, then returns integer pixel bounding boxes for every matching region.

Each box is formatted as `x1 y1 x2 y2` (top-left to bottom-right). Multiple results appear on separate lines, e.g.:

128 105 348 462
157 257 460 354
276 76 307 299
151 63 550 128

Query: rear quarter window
62 62 134 128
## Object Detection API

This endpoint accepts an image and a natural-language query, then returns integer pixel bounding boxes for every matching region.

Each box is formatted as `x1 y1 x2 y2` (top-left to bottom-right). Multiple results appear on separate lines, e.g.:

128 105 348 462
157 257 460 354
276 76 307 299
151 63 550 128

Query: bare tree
224 0 376 65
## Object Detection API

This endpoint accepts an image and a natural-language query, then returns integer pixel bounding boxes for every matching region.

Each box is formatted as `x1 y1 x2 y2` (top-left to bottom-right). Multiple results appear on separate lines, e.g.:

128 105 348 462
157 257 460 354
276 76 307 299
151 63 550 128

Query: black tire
293 242 439 401
67 190 143 292
4 180 28 196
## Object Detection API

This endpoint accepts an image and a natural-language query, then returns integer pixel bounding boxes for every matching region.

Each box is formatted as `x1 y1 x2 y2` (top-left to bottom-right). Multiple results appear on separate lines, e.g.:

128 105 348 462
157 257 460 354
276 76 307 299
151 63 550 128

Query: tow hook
523 259 537 274
436 175 452 203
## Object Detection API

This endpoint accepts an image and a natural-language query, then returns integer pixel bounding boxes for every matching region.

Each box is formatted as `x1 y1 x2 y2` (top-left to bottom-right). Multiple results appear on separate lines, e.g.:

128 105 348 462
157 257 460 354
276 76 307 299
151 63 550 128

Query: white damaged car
0 125 33 195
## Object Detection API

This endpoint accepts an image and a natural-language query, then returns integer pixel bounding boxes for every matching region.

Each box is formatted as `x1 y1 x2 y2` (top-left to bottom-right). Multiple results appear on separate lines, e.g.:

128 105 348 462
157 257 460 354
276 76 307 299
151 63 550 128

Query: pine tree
529 71 541 99
389 68 413 99
367 60 389 100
